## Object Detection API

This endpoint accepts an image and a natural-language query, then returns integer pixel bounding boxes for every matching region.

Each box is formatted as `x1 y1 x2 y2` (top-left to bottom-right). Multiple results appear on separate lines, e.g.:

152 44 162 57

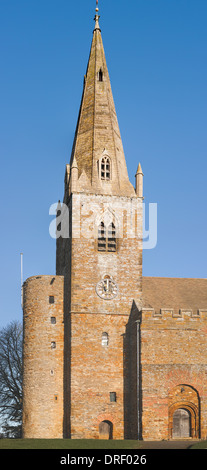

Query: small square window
110 392 116 402
49 296 55 304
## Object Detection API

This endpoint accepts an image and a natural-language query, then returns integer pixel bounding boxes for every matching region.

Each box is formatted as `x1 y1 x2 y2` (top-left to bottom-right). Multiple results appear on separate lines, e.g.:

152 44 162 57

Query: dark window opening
98 69 103 82
51 317 56 324
51 342 56 349
49 296 55 304
110 392 116 403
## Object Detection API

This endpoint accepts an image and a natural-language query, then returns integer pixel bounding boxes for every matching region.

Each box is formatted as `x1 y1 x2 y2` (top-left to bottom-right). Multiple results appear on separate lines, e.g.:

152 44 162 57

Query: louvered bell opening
98 223 106 252
108 224 116 252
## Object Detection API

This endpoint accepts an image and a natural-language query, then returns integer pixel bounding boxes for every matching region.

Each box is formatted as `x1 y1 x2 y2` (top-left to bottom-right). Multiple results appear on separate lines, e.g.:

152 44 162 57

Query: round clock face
96 276 118 300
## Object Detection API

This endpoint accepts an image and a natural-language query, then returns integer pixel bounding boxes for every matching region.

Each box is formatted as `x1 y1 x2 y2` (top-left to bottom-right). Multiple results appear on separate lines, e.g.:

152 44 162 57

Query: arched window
102 332 109 347
98 222 117 252
100 156 111 181
98 68 103 82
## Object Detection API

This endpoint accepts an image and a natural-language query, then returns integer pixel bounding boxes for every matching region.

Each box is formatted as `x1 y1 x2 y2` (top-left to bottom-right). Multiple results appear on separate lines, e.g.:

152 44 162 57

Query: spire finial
94 0 101 31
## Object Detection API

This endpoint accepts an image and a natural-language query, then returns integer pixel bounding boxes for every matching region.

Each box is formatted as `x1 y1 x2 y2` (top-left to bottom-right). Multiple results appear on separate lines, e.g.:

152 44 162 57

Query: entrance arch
172 408 191 438
168 385 200 439
99 420 113 440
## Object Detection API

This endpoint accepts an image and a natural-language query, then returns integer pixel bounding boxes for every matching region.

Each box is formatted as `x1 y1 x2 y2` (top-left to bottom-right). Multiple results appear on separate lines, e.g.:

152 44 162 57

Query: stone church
22 7 207 441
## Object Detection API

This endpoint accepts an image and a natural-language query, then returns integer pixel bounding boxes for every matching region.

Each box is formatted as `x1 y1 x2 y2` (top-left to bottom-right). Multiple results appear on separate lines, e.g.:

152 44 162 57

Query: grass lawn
0 439 143 450
0 439 206 450
190 441 207 449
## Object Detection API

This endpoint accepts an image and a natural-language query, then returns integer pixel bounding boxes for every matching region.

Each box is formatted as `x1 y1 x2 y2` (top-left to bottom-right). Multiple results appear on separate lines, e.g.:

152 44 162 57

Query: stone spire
69 4 135 197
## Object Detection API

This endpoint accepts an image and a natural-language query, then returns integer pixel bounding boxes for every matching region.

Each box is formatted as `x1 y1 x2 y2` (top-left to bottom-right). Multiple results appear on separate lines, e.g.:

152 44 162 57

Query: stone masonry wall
141 308 207 440
65 192 143 439
23 275 64 438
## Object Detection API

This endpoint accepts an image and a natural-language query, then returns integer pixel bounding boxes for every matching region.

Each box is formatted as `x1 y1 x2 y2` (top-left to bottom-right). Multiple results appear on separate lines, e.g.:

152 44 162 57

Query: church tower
56 5 143 439
23 4 143 440
22 3 207 442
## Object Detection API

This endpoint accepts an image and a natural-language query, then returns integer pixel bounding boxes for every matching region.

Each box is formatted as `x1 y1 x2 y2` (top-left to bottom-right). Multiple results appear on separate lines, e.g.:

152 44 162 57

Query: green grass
1 439 206 450
0 439 143 450
190 441 207 449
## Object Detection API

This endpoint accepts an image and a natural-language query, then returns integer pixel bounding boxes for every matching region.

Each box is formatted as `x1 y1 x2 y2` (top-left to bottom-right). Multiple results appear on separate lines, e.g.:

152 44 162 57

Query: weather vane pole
94 0 101 31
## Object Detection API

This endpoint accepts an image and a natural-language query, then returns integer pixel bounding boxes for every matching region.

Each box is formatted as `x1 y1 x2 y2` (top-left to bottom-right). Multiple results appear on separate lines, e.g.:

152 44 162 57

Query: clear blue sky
0 0 207 328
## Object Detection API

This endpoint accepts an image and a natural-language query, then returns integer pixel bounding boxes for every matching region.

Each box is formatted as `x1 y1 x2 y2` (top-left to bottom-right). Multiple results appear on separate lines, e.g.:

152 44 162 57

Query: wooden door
172 409 191 438
99 421 113 440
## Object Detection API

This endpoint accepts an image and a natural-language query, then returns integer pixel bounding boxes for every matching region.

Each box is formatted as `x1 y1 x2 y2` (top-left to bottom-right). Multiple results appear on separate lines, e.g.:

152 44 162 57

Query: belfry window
98 222 117 252
100 156 111 181
98 68 103 82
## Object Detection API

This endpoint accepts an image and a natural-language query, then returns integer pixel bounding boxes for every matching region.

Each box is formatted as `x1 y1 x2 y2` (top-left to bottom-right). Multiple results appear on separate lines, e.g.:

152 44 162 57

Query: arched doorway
99 420 113 440
172 409 191 438
168 385 200 439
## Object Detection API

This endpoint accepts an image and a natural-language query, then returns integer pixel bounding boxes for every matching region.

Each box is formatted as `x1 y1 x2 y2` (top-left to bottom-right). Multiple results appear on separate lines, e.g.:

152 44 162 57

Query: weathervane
94 0 101 31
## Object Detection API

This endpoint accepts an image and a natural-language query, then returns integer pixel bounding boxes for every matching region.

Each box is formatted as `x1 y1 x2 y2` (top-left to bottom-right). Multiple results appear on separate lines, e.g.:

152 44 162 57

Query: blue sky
0 0 207 328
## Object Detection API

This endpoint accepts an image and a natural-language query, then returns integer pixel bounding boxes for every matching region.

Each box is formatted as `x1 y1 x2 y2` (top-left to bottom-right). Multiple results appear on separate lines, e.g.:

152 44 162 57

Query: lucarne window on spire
100 156 111 180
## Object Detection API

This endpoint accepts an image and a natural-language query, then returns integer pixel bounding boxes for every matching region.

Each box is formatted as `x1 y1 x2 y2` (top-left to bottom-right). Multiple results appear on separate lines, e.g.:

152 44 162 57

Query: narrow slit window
51 317 56 324
51 342 56 349
110 392 116 403
98 69 103 82
102 332 109 347
49 296 55 304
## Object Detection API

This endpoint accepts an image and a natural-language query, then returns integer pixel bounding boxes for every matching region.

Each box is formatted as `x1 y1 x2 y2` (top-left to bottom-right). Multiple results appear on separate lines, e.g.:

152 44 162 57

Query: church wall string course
22 6 207 440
